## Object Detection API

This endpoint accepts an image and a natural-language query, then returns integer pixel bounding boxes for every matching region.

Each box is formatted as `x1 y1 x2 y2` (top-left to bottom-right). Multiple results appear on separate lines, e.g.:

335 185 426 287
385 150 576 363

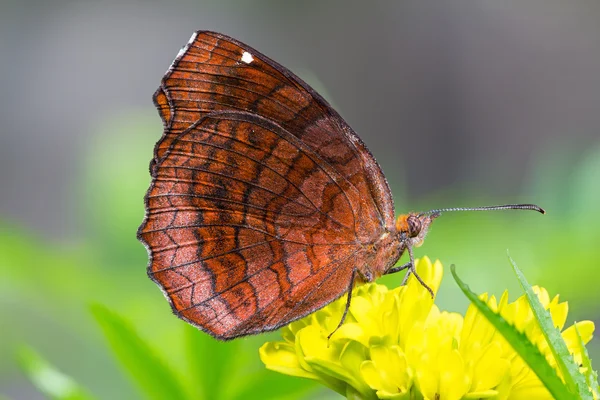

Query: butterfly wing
151 31 395 229
139 32 396 339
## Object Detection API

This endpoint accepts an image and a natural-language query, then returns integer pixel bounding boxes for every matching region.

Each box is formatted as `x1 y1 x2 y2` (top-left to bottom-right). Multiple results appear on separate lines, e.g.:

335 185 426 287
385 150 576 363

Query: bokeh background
2 1 600 399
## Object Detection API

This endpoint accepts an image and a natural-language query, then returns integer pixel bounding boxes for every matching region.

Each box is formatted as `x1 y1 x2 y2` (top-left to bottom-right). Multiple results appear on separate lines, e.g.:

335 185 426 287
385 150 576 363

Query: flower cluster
259 257 595 400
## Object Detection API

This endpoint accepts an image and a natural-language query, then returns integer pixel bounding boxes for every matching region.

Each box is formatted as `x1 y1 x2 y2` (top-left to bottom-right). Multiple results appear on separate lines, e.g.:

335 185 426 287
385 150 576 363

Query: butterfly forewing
152 31 394 227
139 31 397 339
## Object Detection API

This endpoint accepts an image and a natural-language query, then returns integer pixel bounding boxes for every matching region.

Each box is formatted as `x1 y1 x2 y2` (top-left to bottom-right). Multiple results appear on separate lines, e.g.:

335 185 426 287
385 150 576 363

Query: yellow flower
259 257 596 400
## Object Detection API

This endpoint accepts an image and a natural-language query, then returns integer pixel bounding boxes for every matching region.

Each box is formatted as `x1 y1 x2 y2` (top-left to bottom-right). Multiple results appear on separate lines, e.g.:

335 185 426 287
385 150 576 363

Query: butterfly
138 31 544 340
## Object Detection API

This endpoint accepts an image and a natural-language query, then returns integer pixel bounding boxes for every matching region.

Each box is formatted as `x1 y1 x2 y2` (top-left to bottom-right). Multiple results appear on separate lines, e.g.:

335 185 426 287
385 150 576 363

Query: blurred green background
1 1 599 399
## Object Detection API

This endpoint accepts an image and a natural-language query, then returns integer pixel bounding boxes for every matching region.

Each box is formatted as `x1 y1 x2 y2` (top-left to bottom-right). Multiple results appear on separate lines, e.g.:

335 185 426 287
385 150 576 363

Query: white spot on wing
241 51 254 64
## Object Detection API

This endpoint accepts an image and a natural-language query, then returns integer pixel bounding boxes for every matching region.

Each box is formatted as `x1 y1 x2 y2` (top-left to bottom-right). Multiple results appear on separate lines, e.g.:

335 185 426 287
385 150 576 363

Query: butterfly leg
327 269 358 340
385 246 434 298
384 262 411 275
406 245 434 298
385 261 415 286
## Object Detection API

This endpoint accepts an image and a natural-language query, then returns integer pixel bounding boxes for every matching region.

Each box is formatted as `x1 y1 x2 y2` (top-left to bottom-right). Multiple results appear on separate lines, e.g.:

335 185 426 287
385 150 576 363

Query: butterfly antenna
421 204 545 216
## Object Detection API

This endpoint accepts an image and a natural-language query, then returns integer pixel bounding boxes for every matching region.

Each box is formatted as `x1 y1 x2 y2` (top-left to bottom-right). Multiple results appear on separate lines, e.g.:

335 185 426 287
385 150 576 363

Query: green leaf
90 304 188 400
16 345 95 400
184 324 240 399
574 323 600 398
508 255 592 399
450 265 575 400
230 370 317 400
184 326 316 400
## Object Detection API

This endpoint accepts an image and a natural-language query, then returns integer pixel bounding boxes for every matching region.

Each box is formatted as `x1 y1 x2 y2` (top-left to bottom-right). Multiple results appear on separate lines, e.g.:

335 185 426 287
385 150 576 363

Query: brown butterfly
138 31 544 340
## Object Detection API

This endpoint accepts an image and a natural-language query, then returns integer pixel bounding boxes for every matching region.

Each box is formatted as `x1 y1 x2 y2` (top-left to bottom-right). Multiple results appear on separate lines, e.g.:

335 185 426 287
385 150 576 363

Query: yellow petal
306 345 373 400
296 324 338 369
415 354 438 400
369 345 411 393
331 323 366 345
339 340 368 372
397 289 435 348
360 360 383 390
437 311 463 340
470 342 510 391
508 381 552 399
350 296 375 326
463 390 498 398
382 303 400 340
562 321 595 349
532 286 550 307
438 349 469 400
549 299 568 330
259 342 319 380
404 321 427 366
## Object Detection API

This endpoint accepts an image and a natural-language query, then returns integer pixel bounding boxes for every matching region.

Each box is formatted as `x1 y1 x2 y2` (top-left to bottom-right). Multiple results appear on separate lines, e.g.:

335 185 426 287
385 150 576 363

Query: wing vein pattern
139 31 397 339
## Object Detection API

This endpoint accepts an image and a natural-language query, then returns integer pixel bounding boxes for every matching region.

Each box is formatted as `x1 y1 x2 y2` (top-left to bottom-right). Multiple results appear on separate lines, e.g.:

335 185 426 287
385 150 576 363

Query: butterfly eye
406 215 422 238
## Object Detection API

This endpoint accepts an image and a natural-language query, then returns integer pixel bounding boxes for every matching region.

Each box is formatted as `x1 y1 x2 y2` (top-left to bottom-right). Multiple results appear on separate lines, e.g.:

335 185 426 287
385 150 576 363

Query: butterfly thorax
363 230 403 281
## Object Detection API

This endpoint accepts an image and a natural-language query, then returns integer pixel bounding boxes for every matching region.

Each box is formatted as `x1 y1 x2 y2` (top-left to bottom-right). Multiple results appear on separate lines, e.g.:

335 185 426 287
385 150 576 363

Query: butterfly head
395 212 440 248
